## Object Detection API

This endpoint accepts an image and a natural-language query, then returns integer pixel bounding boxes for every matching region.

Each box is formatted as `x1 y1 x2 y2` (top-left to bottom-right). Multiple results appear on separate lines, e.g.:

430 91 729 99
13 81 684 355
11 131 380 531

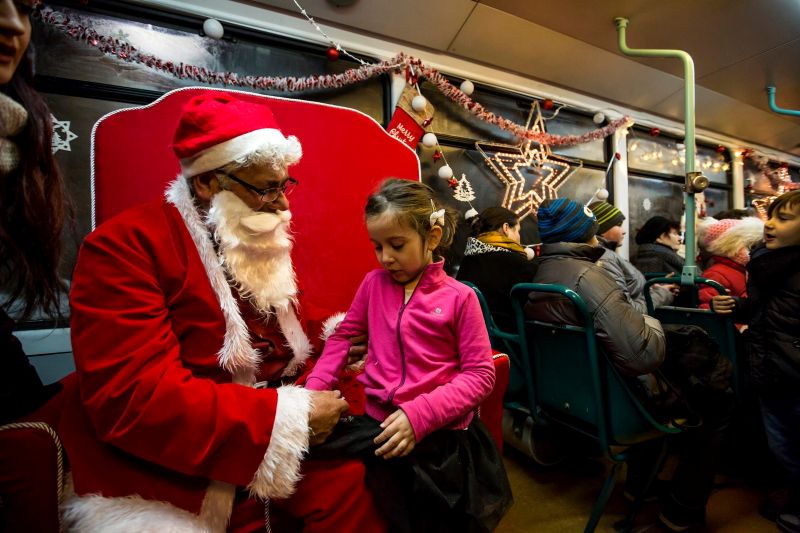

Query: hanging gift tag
386 84 435 148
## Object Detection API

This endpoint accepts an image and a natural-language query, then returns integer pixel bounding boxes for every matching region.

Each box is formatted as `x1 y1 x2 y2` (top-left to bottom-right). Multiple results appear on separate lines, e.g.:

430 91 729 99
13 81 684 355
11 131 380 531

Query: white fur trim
180 128 303 178
165 177 259 385
277 307 313 378
62 494 215 533
320 312 347 342
248 385 312 499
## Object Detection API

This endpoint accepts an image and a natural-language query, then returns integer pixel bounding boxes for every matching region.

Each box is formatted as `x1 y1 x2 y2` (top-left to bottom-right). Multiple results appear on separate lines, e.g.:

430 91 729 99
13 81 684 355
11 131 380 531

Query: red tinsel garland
39 7 630 147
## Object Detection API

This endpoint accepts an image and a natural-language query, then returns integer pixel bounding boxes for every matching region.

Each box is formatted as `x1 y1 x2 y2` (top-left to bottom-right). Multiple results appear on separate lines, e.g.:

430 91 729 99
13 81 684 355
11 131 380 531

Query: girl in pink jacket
306 179 512 532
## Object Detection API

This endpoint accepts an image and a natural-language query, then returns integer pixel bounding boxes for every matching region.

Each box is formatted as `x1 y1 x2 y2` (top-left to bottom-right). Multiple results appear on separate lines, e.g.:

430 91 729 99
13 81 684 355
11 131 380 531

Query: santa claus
59 92 384 532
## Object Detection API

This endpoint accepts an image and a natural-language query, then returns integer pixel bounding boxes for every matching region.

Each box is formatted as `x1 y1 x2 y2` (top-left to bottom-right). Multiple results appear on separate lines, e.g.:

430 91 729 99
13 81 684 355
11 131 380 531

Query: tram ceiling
252 0 800 155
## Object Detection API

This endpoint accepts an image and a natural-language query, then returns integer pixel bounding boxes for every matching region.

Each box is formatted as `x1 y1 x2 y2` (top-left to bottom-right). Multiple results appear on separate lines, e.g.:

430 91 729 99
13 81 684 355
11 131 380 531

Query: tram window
627 135 730 185
31 8 386 123
627 175 685 258
421 146 606 269
703 188 732 218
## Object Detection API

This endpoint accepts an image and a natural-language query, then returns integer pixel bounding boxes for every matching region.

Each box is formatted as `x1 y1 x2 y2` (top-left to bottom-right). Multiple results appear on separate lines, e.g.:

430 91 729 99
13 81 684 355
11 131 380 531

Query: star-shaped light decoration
51 114 78 153
475 102 581 220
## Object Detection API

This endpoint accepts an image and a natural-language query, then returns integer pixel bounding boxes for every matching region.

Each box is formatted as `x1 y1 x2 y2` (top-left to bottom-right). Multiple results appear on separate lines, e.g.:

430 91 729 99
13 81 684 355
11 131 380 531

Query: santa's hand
347 334 368 366
308 390 348 446
711 295 736 314
374 409 416 459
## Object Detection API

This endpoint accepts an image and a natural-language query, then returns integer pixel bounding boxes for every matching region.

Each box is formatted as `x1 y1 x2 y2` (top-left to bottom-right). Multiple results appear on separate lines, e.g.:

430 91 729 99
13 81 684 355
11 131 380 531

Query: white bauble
459 80 475 95
411 95 427 112
421 132 438 148
593 112 605 125
438 165 453 179
203 19 224 40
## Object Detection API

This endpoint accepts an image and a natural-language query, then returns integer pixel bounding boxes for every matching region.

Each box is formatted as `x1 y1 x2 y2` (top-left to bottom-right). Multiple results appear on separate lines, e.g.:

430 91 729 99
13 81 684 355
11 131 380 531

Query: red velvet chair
0 373 77 532
91 87 508 450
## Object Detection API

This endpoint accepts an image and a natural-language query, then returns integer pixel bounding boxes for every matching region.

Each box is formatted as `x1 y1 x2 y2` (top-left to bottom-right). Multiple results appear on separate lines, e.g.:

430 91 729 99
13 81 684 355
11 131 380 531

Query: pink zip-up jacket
305 260 495 441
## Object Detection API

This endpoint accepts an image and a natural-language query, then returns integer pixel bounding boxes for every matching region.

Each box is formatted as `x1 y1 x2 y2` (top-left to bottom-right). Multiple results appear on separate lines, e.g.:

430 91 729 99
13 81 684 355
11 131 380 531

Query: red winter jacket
699 256 748 309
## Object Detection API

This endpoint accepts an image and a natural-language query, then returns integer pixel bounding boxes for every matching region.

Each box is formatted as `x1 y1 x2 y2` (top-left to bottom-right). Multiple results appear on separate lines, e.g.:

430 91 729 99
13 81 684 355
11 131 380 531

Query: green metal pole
615 17 699 284
766 86 800 117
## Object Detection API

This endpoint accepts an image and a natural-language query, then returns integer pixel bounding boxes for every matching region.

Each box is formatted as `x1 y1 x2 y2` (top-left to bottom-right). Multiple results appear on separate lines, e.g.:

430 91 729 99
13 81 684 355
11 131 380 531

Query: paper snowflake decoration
51 114 78 153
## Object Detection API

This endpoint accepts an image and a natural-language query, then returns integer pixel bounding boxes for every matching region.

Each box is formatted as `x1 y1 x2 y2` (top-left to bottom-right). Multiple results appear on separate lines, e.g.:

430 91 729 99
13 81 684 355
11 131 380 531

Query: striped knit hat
537 198 598 244
588 201 625 235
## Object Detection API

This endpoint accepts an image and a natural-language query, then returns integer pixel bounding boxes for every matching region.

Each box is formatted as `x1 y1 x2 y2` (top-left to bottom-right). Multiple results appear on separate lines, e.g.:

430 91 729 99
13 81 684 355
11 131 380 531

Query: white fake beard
206 191 297 315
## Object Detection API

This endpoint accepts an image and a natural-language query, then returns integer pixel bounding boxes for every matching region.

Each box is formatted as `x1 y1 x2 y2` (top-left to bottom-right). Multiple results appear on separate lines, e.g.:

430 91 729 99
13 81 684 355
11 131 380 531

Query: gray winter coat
524 242 666 377
631 242 684 274
596 247 674 314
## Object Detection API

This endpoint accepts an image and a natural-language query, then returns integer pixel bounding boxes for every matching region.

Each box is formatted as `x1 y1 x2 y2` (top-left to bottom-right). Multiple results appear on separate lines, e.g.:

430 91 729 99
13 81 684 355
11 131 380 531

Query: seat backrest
91 88 420 315
510 283 679 460
644 277 742 399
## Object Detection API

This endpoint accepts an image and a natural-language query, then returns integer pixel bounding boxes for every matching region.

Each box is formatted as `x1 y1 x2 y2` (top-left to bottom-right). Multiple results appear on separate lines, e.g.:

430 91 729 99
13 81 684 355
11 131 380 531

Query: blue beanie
537 198 598 244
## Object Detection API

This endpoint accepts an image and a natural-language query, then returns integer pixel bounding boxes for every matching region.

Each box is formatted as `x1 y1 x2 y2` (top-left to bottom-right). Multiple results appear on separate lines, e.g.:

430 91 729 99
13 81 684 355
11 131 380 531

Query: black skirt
311 415 513 533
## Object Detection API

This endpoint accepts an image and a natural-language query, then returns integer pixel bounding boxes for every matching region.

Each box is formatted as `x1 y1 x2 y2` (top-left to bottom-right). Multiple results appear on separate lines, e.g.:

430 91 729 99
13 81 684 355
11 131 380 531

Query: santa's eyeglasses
216 172 298 203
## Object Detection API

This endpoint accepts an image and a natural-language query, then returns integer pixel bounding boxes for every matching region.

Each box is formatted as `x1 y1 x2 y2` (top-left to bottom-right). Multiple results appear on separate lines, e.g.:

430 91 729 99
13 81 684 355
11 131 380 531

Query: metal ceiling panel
450 4 684 110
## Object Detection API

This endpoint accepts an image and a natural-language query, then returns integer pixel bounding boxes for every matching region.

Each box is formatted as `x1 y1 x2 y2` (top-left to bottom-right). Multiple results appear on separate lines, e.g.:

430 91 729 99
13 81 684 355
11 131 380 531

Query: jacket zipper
387 287 412 404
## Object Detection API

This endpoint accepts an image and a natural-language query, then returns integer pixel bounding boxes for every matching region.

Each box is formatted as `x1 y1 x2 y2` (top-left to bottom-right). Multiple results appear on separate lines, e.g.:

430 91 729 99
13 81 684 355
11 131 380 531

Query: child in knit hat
697 217 763 310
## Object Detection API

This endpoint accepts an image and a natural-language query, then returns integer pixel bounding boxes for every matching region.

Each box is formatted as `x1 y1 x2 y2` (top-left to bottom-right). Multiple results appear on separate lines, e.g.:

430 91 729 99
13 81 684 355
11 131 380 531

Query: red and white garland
38 7 629 147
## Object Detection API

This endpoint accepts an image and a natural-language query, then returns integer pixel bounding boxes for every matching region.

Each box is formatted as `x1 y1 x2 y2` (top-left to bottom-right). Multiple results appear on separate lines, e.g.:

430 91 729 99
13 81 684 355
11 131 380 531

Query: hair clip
430 208 445 227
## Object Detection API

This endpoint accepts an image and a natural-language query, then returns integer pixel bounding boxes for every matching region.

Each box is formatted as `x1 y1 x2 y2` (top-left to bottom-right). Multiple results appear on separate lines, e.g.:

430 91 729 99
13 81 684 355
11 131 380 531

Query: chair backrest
644 277 742 399
460 281 526 404
91 88 421 315
510 283 679 461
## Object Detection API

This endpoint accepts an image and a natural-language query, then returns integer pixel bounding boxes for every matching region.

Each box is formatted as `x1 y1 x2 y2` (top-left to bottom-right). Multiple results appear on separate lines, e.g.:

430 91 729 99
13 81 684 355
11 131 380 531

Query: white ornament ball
203 18 224 40
438 165 453 179
411 95 427 112
592 112 605 125
459 80 475 95
596 188 609 201
421 132 438 148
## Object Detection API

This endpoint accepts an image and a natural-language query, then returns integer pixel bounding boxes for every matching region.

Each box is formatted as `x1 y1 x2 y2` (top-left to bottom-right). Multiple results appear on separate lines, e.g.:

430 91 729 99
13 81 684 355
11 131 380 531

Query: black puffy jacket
734 245 800 398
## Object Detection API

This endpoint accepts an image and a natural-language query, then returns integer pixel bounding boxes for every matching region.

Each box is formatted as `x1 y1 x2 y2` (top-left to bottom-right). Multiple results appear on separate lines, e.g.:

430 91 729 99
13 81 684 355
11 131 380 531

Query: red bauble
432 151 442 162
542 99 554 110
448 177 458 189
649 127 660 137
716 145 726 154
422 118 433 127
326 47 340 61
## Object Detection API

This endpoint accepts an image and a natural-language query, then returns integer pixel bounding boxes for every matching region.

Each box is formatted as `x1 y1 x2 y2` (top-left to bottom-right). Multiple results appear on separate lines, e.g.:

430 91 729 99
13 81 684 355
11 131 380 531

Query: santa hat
537 198 598 244
172 92 302 178
699 217 764 259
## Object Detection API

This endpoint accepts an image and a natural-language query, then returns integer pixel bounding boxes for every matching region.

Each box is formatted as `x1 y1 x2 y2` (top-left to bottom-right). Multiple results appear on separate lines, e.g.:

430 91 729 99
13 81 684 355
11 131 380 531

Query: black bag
633 324 734 428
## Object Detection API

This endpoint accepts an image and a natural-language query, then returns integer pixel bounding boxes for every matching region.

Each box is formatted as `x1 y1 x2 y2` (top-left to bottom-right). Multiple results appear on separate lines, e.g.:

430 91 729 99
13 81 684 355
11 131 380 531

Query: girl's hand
374 409 416 459
711 295 736 314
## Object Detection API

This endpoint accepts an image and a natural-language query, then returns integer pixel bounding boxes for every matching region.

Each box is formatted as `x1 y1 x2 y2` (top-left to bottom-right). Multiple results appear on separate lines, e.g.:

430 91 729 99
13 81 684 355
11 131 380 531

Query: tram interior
7 0 800 531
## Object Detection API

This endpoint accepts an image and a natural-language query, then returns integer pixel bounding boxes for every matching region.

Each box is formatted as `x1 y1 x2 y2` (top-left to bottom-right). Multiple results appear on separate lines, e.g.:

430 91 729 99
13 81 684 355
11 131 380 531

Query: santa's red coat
60 179 371 531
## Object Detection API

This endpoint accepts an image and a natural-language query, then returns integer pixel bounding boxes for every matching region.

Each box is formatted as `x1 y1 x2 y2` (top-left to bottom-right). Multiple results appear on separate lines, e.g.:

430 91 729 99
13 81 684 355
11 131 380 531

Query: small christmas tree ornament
412 95 427 112
421 132 438 148
438 165 454 179
326 46 340 61
452 174 476 202
459 79 475 95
